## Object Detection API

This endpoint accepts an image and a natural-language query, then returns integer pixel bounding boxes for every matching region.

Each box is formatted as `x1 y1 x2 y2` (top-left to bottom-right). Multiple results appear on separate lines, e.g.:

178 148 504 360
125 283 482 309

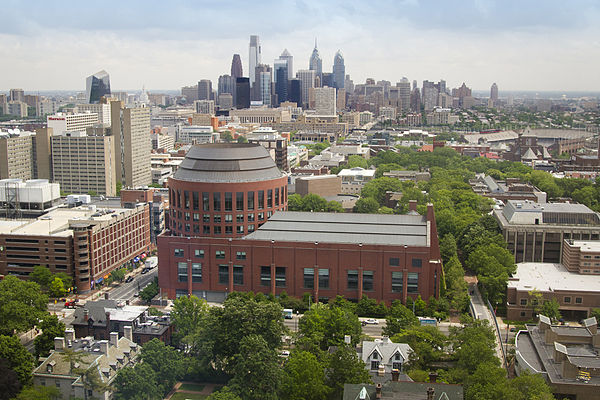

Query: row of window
171 187 287 212
173 211 270 223
520 296 584 306
176 264 419 292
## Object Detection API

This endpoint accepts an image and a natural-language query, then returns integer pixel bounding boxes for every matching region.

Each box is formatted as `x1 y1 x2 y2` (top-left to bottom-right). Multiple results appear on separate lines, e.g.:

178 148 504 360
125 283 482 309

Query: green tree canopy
34 314 66 358
29 265 53 288
0 335 35 388
140 339 185 396
171 295 210 347
0 276 48 335
360 177 403 205
0 357 22 400
325 344 371 399
353 197 380 213
298 303 362 351
383 301 419 337
48 277 66 298
112 363 161 400
280 351 329 400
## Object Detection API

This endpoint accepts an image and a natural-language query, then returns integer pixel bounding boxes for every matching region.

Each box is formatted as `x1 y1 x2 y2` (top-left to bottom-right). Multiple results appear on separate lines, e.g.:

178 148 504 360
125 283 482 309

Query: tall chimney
65 329 75 342
427 387 435 400
109 332 119 347
99 340 109 355
124 325 133 342
408 200 417 212
392 369 400 382
54 337 65 350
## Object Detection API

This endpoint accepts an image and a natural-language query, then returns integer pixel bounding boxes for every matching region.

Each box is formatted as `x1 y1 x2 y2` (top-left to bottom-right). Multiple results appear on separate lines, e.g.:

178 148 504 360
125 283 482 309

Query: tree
347 155 368 169
509 370 554 400
29 265 53 288
207 387 242 400
390 326 447 370
221 131 233 143
325 345 371 399
109 268 126 283
326 200 345 213
301 193 328 212
449 319 499 382
464 362 511 400
383 301 419 336
34 314 66 357
14 386 60 400
140 339 185 396
48 277 66 298
0 276 48 335
139 277 159 303
0 358 21 400
171 295 210 347
112 364 161 400
591 308 600 322
0 335 35 388
360 177 403 205
540 299 561 323
299 303 362 350
54 272 73 291
440 234 458 265
236 136 248 144
229 335 282 400
280 351 329 400
353 197 379 213
287 194 303 211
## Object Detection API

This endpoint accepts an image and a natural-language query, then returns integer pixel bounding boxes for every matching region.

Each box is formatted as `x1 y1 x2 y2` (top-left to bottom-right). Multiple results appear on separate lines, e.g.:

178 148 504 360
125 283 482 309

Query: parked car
64 299 79 308
125 276 134 283
141 268 149 274
363 319 379 325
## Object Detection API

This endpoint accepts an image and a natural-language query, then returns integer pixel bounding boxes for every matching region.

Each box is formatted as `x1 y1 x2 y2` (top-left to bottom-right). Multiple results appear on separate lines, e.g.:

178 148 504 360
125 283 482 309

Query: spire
314 37 318 49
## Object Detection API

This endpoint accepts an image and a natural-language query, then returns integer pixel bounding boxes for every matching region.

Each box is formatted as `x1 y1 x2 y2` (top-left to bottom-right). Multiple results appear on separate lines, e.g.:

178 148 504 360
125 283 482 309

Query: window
347 270 358 290
412 258 422 268
275 267 286 288
184 212 190 221
248 224 255 232
237 226 244 234
225 192 232 211
275 188 280 206
191 263 202 282
319 269 329 289
236 192 244 211
236 214 244 223
258 212 265 221
520 299 527 306
203 226 210 234
407 272 419 293
267 189 273 208
202 192 210 211
575 297 583 304
371 360 379 370
193 213 200 222
184 191 190 209
363 271 374 291
260 266 271 286
218 265 228 285
389 257 400 266
233 266 244 285
247 213 255 222
194 249 204 258
203 214 210 223
392 271 403 293
267 211 273 218
174 249 184 257
214 215 222 223
213 192 221 211
225 226 233 235
247 191 255 210
304 268 314 289
258 190 264 209
392 362 402 370
564 296 571 303
177 262 188 282
193 192 199 210
225 214 233 223
236 251 246 260
216 250 225 259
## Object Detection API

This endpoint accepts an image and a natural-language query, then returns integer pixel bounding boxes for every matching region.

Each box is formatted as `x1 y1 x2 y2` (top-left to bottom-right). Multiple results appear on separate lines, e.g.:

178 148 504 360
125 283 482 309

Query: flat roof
245 211 428 246
569 240 600 252
508 262 600 293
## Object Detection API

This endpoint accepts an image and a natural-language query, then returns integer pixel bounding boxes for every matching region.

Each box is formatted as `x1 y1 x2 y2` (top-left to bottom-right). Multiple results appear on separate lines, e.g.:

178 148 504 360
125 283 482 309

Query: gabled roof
362 338 413 365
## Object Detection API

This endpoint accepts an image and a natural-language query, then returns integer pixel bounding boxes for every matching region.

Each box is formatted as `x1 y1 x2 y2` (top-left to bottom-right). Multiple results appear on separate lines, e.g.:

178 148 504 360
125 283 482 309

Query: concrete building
494 200 600 263
470 175 546 203
77 103 111 126
515 316 600 399
181 85 198 103
297 69 316 108
110 101 152 188
151 132 175 152
176 125 217 144
33 327 138 400
197 80 212 101
0 130 35 180
295 175 342 198
230 108 291 124
7 101 28 117
308 151 346 168
0 204 151 293
51 132 117 196
338 167 376 194
379 106 396 121
562 240 600 274
47 112 100 136
194 100 215 115
0 179 60 217
383 170 431 182
247 128 289 171
330 144 370 160
9 88 24 102
313 86 336 115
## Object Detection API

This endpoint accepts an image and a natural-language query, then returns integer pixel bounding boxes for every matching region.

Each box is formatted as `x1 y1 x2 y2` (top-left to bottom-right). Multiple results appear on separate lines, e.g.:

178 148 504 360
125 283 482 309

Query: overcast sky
2 0 599 92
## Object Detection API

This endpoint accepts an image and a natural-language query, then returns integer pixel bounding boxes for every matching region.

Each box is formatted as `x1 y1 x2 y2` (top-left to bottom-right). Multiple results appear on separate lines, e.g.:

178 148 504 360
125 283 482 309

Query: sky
1 0 600 92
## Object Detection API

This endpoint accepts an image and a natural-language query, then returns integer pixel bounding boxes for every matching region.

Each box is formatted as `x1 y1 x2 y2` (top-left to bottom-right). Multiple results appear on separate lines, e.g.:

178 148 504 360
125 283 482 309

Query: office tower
7 101 28 117
0 131 35 180
274 59 288 106
336 88 346 110
321 73 333 88
314 87 336 115
47 112 99 136
218 75 234 96
235 78 250 109
51 132 117 196
345 75 354 94
412 80 417 90
110 101 151 187
194 100 215 115
333 50 345 89
279 49 294 80
253 64 272 104
490 83 499 102
289 79 302 105
309 39 322 81
86 70 111 104
410 88 421 111
34 127 52 180
438 80 447 95
77 103 112 125
297 69 315 108
197 80 212 101
218 93 233 110
182 85 198 103
231 54 243 79
422 80 438 111
398 78 411 112
9 89 24 102
249 35 261 88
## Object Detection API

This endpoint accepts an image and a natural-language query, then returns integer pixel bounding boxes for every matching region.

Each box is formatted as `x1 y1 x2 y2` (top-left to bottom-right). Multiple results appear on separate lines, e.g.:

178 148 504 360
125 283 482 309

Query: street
108 269 158 301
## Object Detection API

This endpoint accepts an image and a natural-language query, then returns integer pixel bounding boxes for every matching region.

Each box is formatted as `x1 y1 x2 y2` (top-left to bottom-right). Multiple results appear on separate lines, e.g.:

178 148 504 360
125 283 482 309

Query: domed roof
172 143 284 183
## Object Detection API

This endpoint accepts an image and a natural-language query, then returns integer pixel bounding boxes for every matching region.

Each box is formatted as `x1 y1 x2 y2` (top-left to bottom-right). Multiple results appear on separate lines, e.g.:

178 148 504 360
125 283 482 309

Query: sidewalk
468 283 506 366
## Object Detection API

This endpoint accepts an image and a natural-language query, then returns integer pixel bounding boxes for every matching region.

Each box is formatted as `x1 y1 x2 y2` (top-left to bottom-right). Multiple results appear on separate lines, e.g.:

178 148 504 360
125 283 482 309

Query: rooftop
508 262 600 293
566 240 600 252
245 211 428 247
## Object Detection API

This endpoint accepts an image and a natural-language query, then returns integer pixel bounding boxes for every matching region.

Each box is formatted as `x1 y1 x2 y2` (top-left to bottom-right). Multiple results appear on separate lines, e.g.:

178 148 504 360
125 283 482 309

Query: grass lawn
179 383 206 392
170 392 208 400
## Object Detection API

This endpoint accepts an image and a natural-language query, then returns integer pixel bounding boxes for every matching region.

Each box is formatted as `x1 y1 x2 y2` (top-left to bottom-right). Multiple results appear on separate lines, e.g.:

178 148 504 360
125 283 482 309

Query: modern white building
0 179 60 213
47 112 100 136
176 125 217 144
379 106 396 121
338 167 376 194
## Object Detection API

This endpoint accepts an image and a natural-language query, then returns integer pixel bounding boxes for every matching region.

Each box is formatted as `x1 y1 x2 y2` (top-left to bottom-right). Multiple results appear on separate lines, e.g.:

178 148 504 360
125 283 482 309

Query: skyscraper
332 50 345 90
218 75 234 97
86 70 111 104
253 64 271 104
490 83 499 102
398 78 411 112
309 39 322 82
249 35 261 88
296 70 315 109
235 78 250 109
279 49 294 80
313 87 336 115
231 54 243 80
289 79 302 105
274 59 288 106
197 80 212 101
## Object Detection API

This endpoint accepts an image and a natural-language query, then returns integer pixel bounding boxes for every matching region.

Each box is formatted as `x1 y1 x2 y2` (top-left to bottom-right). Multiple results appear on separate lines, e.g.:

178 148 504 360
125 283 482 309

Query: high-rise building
9 89 24 102
309 39 322 81
218 94 233 110
253 65 272 105
86 70 111 104
231 54 243 80
490 83 499 102
110 101 151 187
313 87 336 115
0 130 35 180
345 75 354 94
321 73 333 88
422 80 438 111
274 59 288 106
279 49 294 80
197 80 212 101
297 69 315 108
249 35 261 88
47 112 100 136
7 101 28 117
333 50 345 89
181 85 198 103
235 78 250 109
289 79 302 105
218 75 234 98
398 78 411 112
194 100 215 115
77 103 112 125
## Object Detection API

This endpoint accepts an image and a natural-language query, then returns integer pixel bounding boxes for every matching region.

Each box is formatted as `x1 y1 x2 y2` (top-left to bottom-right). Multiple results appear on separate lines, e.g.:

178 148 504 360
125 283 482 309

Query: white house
361 337 413 373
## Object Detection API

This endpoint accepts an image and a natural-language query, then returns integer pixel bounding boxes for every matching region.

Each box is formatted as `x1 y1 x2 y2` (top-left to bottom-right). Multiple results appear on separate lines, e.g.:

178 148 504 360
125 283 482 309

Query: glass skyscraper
333 51 345 89
86 70 111 104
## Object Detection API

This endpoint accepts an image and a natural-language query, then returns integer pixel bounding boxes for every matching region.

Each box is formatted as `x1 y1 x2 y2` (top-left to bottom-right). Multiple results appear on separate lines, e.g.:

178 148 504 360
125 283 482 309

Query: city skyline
1 0 600 92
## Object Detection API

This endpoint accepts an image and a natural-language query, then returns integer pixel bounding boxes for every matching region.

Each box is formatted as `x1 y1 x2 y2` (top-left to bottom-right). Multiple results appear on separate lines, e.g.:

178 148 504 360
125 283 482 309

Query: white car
280 350 290 357
363 319 379 325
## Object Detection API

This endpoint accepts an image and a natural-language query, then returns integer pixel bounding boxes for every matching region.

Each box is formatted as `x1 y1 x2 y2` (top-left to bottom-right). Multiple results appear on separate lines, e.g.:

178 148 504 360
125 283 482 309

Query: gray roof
343 382 463 400
361 338 412 366
245 211 429 246
172 143 285 183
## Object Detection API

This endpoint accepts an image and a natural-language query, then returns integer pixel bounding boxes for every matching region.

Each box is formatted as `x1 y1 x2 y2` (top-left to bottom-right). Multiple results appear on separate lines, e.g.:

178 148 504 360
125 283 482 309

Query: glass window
177 262 187 282
275 188 280 206
564 297 571 303
318 269 329 289
203 226 210 235
304 268 314 289
216 250 225 259
520 299 527 306
260 266 271 286
191 263 202 283
231 265 243 285
202 192 210 211
225 226 233 235
213 192 221 211
194 249 204 258
184 212 190 221
267 189 273 208
225 214 233 223
407 272 419 293
218 265 228 285
247 213 255 222
248 224 255 232
203 214 210 223
193 213 200 222
184 191 190 209
363 271 374 291
236 251 246 260
236 214 244 223
236 192 244 211
576 297 582 304
267 211 273 218
225 192 232 211
213 225 221 234
176 190 181 208
389 257 400 266
276 267 286 288
258 190 264 209
193 192 199 210
347 270 358 289
412 258 422 268
194 225 200 234
392 271 403 293
247 191 255 210
174 249 184 257
371 360 379 370
214 215 221 223
258 212 265 221
236 226 244 234
185 224 190 232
